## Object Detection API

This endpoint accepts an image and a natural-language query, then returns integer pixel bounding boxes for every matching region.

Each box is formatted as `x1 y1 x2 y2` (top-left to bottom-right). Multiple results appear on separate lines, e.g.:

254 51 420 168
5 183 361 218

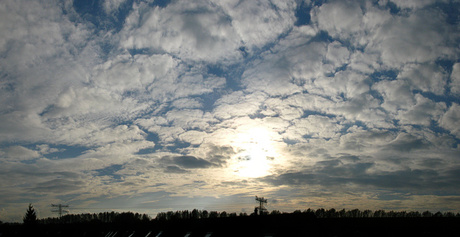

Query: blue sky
1 0 460 222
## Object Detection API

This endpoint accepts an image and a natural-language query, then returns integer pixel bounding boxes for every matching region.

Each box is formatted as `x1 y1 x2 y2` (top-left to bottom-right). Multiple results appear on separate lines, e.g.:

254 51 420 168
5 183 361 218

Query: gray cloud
161 155 215 169
164 165 189 174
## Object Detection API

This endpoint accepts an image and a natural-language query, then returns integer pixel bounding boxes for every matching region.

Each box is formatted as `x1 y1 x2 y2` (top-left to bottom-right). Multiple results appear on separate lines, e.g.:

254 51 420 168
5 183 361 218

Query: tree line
154 208 460 221
36 208 459 224
7 203 460 225
39 211 151 224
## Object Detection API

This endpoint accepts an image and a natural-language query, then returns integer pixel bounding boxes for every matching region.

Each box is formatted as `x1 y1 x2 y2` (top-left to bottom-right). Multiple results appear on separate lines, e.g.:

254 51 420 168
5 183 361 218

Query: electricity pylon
255 196 267 215
51 204 69 218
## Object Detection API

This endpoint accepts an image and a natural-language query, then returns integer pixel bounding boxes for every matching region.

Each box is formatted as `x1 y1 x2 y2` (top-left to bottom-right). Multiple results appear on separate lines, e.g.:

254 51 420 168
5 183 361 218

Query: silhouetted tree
326 208 337 218
315 208 326 218
373 210 386 218
444 212 455 217
23 203 37 225
407 211 421 217
433 211 443 217
422 211 432 217
209 211 219 218
363 209 373 218
191 209 200 219
270 210 281 215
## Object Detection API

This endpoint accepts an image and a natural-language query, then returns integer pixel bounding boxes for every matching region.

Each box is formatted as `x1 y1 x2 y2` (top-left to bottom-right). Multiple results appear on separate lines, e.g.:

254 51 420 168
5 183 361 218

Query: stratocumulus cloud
0 0 460 222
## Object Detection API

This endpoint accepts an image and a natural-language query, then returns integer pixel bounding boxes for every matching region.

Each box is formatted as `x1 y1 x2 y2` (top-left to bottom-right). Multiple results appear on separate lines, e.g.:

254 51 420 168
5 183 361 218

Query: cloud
390 0 443 9
161 155 215 169
396 94 446 126
385 132 429 152
30 178 86 193
120 0 243 63
313 1 364 40
440 103 460 138
164 165 189 174
367 7 457 67
103 0 128 14
0 146 41 161
398 63 448 95
450 63 460 95
1 0 460 222
211 0 297 50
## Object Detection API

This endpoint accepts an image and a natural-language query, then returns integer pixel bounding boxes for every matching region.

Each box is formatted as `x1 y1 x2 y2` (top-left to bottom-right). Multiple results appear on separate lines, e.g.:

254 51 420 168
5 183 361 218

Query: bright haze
1 0 460 222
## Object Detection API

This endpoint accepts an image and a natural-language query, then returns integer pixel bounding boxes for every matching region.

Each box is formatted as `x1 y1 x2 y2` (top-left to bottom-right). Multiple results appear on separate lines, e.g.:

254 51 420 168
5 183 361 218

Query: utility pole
255 196 267 215
51 204 69 218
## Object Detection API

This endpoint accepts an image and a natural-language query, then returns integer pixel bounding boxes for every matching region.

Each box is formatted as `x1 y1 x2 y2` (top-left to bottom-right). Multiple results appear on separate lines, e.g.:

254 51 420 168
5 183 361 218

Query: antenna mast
255 196 267 215
51 204 69 218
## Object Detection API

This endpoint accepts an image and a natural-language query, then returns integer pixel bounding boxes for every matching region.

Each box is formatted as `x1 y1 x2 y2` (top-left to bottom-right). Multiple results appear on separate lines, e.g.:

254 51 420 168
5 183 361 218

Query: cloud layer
1 0 460 222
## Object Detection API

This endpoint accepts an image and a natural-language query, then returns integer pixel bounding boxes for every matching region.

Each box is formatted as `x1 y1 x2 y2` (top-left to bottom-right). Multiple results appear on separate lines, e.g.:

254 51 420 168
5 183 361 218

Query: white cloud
398 63 448 95
0 146 41 161
390 0 445 9
165 109 214 130
325 41 350 68
212 0 297 50
313 1 364 40
450 63 460 95
313 70 369 99
103 0 127 14
440 103 460 138
120 0 242 63
92 53 179 94
284 115 343 142
373 79 415 113
263 97 304 120
171 98 203 109
213 91 267 120
397 94 446 126
367 8 457 67
242 39 325 96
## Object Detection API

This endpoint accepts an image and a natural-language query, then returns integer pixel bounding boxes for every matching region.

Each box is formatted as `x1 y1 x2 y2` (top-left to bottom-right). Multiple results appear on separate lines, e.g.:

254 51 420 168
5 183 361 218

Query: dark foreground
1 215 459 237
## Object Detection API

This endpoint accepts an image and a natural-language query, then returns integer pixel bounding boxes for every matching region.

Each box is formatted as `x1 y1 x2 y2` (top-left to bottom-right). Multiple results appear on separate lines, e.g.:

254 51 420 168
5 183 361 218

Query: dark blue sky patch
369 69 399 82
384 1 400 15
95 164 123 180
436 2 460 25
238 46 249 58
309 30 334 44
414 90 460 107
207 63 245 92
73 0 134 32
42 145 89 160
137 132 162 154
294 1 311 26
197 92 220 112
149 0 171 8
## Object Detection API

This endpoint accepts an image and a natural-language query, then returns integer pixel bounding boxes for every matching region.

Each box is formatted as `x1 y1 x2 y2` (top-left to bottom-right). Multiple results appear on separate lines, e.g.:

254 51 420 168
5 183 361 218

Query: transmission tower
255 196 267 215
51 204 69 218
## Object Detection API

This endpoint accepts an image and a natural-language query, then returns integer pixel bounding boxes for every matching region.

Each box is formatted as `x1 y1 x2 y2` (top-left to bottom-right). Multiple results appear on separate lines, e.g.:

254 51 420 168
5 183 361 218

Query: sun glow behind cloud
229 127 279 178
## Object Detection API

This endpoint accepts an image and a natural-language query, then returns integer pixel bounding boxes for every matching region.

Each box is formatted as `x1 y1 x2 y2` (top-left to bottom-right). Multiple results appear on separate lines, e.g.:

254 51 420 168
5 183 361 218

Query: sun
230 127 278 178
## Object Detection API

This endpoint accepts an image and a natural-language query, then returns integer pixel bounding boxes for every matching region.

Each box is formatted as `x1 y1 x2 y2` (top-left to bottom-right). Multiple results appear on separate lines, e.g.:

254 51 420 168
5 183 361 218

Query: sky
1 0 460 222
